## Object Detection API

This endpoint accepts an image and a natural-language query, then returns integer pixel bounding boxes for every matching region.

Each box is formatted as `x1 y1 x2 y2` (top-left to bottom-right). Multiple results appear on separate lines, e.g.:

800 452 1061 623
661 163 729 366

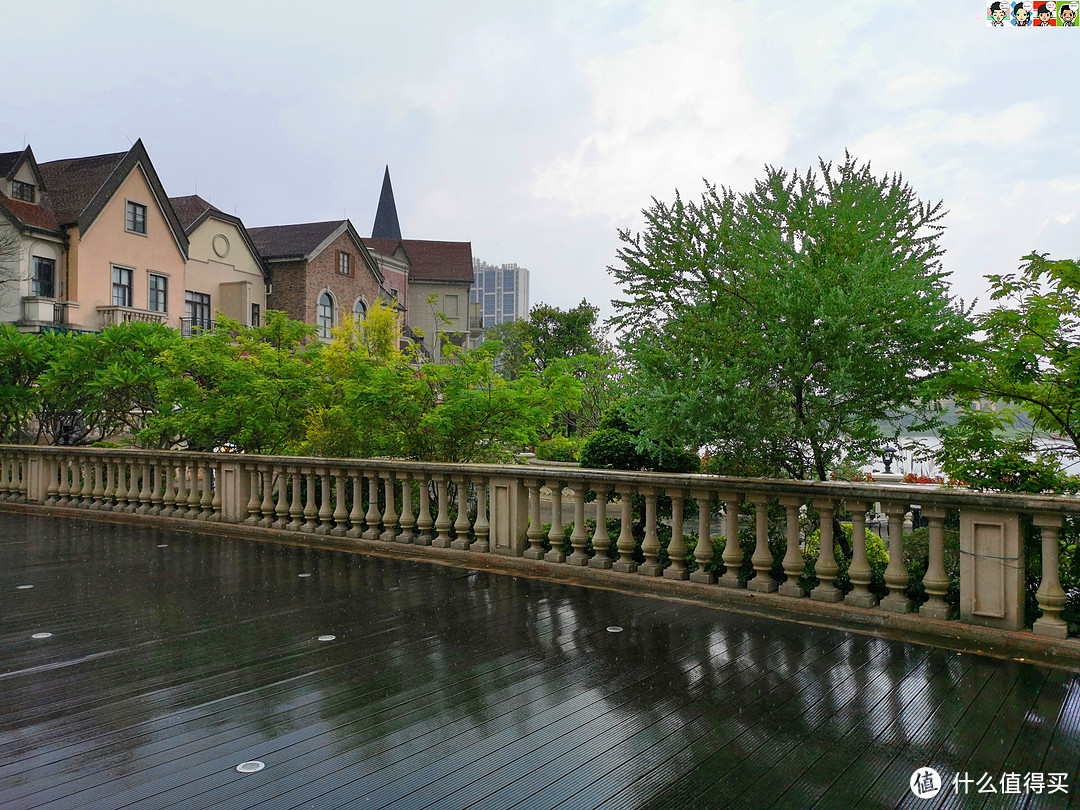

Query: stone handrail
0 445 1075 642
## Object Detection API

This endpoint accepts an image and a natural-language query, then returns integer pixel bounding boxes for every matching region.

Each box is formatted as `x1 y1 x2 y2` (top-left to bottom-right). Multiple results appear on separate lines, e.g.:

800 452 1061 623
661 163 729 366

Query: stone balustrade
1 445 1077 643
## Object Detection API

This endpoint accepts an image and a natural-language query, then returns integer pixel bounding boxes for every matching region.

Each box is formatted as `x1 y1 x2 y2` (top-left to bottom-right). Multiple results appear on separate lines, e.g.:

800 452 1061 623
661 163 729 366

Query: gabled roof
249 219 384 283
0 146 47 189
397 239 473 283
36 139 189 257
0 194 61 234
362 237 408 261
371 165 402 240
169 194 270 281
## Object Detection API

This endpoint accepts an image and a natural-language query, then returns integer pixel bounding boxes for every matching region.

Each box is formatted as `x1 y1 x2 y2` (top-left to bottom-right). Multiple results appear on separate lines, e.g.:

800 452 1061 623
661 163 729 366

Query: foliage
0 324 51 442
610 154 973 481
534 435 582 463
142 312 321 452
953 253 1080 458
580 405 700 473
800 524 893 598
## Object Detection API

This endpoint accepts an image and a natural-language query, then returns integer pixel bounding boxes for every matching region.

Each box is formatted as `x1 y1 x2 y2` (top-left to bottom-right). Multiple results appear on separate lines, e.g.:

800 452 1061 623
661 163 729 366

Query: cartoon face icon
1037 6 1053 22
991 0 1009 20
1062 2 1076 21
1014 2 1032 23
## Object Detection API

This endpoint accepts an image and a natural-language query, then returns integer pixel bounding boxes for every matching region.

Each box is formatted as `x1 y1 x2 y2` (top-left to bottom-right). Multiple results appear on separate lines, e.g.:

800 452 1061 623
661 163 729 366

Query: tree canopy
610 154 973 480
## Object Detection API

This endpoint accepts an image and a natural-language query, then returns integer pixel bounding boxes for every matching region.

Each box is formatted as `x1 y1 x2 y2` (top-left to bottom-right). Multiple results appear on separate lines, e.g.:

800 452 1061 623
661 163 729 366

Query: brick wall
267 232 382 328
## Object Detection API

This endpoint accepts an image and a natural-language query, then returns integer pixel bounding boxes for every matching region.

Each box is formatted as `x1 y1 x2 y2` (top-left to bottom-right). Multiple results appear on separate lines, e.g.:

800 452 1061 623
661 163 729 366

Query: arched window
317 292 334 338
354 299 367 320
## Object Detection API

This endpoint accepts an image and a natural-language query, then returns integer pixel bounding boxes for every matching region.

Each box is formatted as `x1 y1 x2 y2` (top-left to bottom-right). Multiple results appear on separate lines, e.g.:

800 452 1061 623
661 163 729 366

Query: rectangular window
32 257 55 298
503 269 515 289
339 252 351 275
126 201 147 234
484 269 495 292
185 290 212 332
444 294 459 318
251 303 261 327
503 293 514 313
148 273 168 313
484 293 495 316
11 180 34 202
112 266 132 307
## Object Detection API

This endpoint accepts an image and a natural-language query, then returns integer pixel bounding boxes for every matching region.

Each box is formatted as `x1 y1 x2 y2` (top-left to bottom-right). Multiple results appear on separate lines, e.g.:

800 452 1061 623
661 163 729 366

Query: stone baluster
112 459 129 513
132 457 148 514
747 495 777 593
173 460 189 517
566 483 590 565
811 499 843 603
258 465 275 527
451 476 472 550
244 466 261 525
287 467 304 531
333 469 350 537
639 487 662 576
209 460 222 521
315 469 333 535
0 454 9 501
346 471 363 538
664 488 688 580
545 480 566 563
77 457 94 507
146 460 161 515
880 503 912 613
717 492 744 588
273 464 291 528
432 475 453 548
471 477 489 553
589 485 612 569
690 490 715 583
45 456 60 504
919 506 951 619
845 500 877 608
301 467 318 533
8 453 21 501
198 460 214 519
110 458 125 514
363 472 381 540
134 459 151 514
56 457 71 506
779 497 806 597
397 475 416 544
613 485 637 573
414 474 434 545
524 479 545 560
92 459 107 510
381 473 400 542
1033 513 1069 638
192 460 208 518
180 459 196 517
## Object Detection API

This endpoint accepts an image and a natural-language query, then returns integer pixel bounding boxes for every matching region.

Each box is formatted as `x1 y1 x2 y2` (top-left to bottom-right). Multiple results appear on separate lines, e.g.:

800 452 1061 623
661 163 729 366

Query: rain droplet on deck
31 632 52 639
607 626 623 633
16 584 33 590
317 635 336 642
298 573 312 578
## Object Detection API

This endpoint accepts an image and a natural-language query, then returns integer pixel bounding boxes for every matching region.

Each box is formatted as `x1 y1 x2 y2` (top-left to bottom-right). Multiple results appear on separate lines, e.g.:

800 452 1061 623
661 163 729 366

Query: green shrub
535 435 582 463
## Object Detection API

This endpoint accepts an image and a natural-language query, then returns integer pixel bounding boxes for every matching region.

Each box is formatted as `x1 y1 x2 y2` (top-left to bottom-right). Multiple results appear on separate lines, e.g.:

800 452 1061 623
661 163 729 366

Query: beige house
0 140 188 333
170 196 268 332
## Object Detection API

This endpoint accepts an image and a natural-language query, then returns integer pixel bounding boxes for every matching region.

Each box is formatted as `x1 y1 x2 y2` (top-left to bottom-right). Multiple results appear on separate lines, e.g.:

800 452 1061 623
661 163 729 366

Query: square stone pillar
25 451 49 503
959 510 1024 631
488 476 528 557
217 461 248 524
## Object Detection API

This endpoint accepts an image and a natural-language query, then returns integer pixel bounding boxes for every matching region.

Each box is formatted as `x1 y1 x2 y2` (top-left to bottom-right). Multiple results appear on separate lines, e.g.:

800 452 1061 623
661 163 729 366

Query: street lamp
881 446 897 475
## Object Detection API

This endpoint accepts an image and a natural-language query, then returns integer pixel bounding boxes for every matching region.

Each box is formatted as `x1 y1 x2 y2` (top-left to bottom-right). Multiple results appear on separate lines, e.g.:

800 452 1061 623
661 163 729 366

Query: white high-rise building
470 259 529 328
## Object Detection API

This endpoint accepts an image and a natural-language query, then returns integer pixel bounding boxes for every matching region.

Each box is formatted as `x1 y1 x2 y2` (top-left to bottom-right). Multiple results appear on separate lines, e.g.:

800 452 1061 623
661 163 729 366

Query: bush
535 435 582 463
801 524 890 597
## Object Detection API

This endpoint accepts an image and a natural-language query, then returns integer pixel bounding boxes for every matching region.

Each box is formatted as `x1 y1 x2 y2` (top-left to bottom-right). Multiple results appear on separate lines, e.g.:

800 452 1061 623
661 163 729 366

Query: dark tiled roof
399 239 473 282
371 166 402 240
0 150 24 179
361 237 404 258
37 150 127 225
169 194 218 230
248 220 345 260
0 195 61 233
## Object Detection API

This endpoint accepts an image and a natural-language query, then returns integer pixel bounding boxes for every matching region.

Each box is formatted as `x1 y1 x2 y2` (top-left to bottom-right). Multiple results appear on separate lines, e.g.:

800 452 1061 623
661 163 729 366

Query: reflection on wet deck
1 512 1078 810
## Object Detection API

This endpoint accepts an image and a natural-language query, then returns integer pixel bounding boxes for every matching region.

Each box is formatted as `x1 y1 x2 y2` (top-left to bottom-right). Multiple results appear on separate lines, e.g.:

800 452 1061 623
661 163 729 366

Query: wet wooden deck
1 512 1079 810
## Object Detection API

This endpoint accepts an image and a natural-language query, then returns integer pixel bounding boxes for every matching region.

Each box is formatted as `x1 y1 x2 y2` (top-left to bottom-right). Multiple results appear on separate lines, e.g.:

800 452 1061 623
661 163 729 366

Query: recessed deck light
606 626 623 633
317 635 336 642
235 761 265 773
31 632 52 639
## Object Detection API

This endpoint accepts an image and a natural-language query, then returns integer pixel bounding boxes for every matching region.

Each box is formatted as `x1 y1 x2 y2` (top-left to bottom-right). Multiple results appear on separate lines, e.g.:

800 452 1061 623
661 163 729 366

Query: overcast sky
5 1 1076 322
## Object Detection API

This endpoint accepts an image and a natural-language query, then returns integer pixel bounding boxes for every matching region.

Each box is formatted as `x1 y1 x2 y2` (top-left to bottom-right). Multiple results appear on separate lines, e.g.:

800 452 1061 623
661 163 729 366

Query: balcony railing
1 445 1077 651
179 318 217 337
96 305 168 327
21 296 67 324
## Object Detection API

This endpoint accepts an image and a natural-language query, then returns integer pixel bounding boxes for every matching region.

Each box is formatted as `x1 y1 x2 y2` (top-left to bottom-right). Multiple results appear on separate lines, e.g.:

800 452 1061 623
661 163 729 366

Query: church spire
371 165 402 239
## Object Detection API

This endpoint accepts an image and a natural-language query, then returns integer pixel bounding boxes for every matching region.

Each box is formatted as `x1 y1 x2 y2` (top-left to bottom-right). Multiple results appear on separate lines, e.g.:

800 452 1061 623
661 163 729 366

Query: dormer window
126 201 147 234
11 180 34 202
339 252 351 275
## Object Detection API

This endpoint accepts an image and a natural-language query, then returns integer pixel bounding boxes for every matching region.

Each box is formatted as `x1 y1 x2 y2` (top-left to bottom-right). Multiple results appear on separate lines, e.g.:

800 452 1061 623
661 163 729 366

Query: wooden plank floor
1 512 1079 810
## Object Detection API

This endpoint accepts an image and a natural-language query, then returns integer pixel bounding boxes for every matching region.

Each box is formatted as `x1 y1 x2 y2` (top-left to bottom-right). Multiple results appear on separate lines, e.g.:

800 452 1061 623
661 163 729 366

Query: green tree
142 312 321 452
952 252 1080 458
0 324 51 442
610 154 973 480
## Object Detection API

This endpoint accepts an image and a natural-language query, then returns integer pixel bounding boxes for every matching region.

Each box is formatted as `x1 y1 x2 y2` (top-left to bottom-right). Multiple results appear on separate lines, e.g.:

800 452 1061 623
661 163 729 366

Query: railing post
287 467 304 530
137 459 152 515
718 492 744 588
315 468 333 535
959 509 1023 630
639 487 661 577
432 475 452 548
258 464 275 528
472 477 490 553
46 455 61 504
811 498 842 603
747 495 777 593
451 475 471 550
566 483 590 565
244 466 261 525
363 472 381 540
664 488 688 580
397 474 416 544
381 472 399 542
589 484 612 569
919 506 952 620
162 460 177 517
56 457 71 506
1033 513 1069 639
845 500 878 608
346 470 364 538
524 479 545 560
613 485 637 574
778 496 806 598
414 473 434 545
301 467 317 533
544 479 566 563
173 459 189 517
332 468 349 537
272 464 290 528
879 503 912 613
690 490 715 584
